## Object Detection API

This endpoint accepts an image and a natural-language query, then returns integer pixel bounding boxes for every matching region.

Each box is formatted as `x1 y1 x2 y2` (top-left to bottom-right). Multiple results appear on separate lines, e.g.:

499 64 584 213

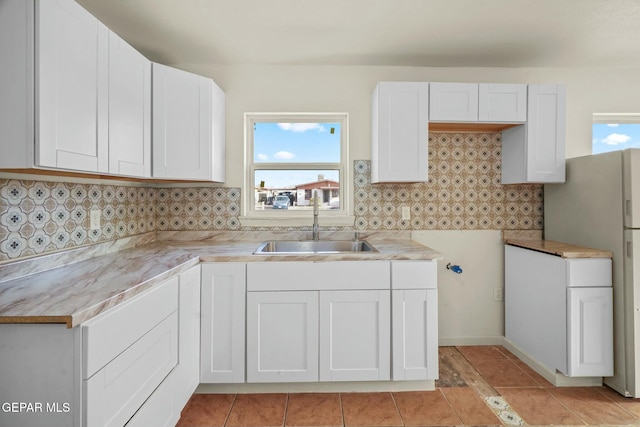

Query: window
243 113 351 225
593 114 640 154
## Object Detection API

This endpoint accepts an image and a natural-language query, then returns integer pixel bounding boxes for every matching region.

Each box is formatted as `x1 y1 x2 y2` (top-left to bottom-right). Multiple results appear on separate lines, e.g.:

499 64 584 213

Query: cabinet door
429 82 478 122
37 0 108 173
478 83 527 122
200 263 245 383
502 84 565 183
152 63 213 180
371 81 428 183
319 290 390 381
247 291 319 382
108 31 151 177
173 266 201 409
392 289 438 381
567 287 614 377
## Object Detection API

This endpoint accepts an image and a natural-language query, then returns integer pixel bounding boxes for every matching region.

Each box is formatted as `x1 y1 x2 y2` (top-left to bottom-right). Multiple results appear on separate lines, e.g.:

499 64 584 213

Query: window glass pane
254 170 340 210
593 123 640 154
254 122 341 163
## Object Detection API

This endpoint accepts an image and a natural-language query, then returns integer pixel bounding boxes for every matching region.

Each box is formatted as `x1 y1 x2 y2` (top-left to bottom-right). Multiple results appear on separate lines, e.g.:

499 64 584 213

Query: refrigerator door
623 149 640 229
622 229 640 397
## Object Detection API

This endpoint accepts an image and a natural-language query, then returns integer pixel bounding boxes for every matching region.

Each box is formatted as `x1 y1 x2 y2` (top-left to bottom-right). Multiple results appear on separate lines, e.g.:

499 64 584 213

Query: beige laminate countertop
0 236 441 328
505 238 613 259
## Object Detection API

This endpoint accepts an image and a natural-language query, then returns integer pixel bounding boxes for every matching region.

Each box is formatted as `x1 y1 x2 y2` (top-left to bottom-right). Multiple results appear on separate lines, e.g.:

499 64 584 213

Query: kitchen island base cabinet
200 263 246 383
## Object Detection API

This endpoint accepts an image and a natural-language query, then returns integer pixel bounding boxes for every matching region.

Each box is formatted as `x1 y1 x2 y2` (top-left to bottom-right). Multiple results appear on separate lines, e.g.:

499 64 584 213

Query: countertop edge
505 239 613 259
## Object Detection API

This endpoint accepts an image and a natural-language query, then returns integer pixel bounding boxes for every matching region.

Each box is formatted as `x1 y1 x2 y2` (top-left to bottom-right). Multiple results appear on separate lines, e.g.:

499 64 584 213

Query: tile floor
176 346 640 426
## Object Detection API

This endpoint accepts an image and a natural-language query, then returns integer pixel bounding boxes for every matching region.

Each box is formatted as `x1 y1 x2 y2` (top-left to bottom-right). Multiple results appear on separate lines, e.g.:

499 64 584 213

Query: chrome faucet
312 190 319 241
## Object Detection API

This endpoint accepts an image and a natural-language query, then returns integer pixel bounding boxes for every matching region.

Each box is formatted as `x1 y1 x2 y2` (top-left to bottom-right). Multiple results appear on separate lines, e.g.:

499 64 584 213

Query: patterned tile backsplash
0 132 542 261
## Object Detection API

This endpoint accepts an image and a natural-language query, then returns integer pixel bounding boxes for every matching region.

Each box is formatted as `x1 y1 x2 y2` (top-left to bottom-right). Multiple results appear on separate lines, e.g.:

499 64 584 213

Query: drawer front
85 311 178 427
124 371 178 427
247 261 390 291
566 258 612 287
83 276 179 378
391 261 437 289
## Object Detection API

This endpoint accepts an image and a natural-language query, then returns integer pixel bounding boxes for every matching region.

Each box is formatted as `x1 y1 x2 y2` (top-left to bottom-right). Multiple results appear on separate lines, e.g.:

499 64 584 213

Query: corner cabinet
152 63 225 182
371 82 429 183
501 84 566 184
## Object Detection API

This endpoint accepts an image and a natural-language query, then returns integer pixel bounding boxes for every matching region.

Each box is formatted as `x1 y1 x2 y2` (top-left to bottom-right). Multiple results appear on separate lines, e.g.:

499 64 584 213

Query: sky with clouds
253 122 341 189
593 123 640 154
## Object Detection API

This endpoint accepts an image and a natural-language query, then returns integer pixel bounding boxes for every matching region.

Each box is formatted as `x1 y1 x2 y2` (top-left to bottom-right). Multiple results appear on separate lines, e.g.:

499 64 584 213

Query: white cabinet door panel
392 289 438 381
108 30 151 177
429 83 478 122
371 81 428 183
567 287 614 377
247 291 319 382
37 0 108 172
478 83 527 122
152 63 213 180
319 290 390 381
201 263 246 383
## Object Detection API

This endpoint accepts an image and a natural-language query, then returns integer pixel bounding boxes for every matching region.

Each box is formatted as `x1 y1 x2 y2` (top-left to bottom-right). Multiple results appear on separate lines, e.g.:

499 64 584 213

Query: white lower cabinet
247 291 319 382
391 261 439 381
200 263 246 383
505 244 613 377
320 290 390 381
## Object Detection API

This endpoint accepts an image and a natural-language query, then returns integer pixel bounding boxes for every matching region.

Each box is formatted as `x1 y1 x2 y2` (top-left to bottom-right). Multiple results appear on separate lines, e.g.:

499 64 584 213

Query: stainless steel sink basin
253 240 378 254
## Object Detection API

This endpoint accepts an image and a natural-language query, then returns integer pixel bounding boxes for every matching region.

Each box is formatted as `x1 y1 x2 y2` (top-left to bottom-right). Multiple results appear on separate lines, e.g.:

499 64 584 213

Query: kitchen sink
253 240 378 254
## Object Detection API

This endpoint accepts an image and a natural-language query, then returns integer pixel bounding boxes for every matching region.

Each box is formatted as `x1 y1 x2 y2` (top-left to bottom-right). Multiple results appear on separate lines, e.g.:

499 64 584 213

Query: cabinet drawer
85 311 178 427
566 258 612 287
124 370 178 427
391 261 437 289
82 276 179 378
247 261 389 291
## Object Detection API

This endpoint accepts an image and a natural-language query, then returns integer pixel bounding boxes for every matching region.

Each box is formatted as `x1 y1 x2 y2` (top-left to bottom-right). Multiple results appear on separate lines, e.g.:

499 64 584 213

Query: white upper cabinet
108 31 151 178
152 63 226 182
0 0 110 173
430 82 526 123
501 84 566 183
478 83 527 122
429 83 478 122
37 0 109 173
371 81 429 183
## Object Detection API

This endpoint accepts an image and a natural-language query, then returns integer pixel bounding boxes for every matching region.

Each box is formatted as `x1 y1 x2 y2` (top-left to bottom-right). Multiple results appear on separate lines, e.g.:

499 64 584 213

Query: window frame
241 112 352 227
592 113 640 154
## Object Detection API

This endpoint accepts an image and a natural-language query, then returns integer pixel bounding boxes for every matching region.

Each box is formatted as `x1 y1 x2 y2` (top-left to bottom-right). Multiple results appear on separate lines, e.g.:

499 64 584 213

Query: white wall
178 63 640 341
412 230 505 345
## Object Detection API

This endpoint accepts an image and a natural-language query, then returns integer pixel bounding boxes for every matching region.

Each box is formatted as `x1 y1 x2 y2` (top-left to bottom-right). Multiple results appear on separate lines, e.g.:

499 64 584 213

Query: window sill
239 215 355 228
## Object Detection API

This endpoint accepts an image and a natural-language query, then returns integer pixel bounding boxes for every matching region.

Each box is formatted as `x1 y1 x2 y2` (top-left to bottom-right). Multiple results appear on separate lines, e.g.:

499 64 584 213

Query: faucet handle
354 232 360 241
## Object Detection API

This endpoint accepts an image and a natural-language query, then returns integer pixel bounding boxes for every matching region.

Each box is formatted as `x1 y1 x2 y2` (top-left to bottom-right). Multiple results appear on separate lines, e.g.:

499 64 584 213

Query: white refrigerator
545 148 640 397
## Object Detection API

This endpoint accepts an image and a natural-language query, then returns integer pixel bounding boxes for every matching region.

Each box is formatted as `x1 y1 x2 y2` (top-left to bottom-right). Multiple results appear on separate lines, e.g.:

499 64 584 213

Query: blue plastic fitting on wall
446 262 463 274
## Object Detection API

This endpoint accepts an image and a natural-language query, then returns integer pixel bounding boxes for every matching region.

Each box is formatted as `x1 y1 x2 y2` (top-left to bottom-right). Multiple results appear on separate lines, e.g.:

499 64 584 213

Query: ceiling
77 0 640 68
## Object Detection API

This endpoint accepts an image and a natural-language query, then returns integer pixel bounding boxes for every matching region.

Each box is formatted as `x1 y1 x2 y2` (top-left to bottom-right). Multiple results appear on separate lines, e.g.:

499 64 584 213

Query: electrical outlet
401 206 410 220
90 209 101 230
493 287 504 302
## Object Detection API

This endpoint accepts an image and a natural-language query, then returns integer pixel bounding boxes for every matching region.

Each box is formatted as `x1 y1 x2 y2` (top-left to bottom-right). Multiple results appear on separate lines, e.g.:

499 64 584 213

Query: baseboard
438 336 506 346
503 338 602 387
195 380 435 394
